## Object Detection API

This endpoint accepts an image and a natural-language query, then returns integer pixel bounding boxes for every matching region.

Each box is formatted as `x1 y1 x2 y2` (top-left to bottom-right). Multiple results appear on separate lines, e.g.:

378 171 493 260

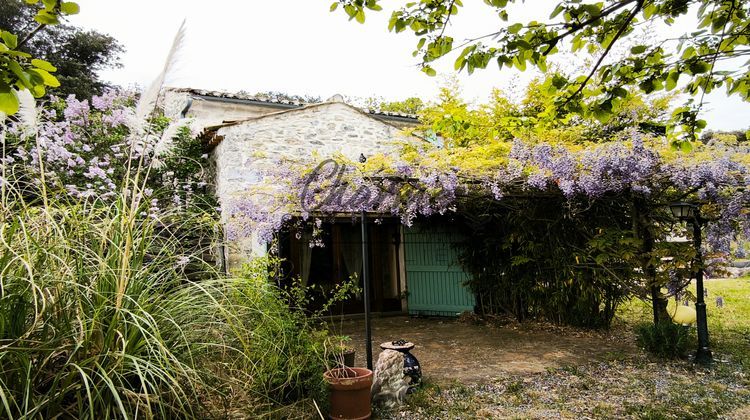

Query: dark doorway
278 218 403 314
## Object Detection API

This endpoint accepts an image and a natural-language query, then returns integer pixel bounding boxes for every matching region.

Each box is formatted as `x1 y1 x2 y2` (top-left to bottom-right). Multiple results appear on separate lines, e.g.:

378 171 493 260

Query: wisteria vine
227 131 750 258
1 90 208 215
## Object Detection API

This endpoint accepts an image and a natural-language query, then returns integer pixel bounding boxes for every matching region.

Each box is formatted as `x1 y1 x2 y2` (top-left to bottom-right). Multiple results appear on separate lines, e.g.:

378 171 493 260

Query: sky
68 0 750 131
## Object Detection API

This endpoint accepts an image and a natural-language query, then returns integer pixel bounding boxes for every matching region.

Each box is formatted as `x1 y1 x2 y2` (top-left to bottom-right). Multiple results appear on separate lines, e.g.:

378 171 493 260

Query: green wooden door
404 225 475 316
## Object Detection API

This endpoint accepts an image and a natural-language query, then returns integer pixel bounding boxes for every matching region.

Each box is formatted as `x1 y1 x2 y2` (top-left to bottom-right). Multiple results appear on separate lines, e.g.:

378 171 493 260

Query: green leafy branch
0 0 79 115
331 0 750 147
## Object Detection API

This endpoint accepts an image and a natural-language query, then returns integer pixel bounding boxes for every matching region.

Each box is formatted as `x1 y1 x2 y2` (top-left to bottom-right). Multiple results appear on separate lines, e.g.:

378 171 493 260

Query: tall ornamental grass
0 89 335 418
0 179 208 417
0 168 333 419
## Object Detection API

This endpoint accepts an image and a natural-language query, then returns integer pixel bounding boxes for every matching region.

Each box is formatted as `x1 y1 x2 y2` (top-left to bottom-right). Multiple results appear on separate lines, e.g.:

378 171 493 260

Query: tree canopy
332 0 750 146
410 76 672 147
0 0 122 111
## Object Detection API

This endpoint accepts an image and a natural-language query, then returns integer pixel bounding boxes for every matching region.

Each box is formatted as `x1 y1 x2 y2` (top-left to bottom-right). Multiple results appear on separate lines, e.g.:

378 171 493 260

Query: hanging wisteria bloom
222 129 750 261
2 90 211 214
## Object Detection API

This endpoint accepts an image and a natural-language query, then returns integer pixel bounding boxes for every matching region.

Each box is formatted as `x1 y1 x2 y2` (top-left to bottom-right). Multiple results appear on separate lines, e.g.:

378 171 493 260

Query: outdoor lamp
669 202 695 220
669 201 713 364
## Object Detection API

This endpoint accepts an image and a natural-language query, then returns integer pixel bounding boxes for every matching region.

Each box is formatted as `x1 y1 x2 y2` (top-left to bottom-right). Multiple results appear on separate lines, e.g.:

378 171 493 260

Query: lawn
379 278 750 419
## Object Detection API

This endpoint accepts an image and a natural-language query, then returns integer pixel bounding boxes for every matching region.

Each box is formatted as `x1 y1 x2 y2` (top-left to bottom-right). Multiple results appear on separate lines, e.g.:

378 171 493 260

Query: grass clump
0 190 338 418
635 321 692 359
0 93 337 418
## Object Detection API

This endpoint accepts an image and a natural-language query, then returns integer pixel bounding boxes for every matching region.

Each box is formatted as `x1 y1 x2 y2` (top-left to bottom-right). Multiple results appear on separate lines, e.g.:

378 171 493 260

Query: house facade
163 88 475 316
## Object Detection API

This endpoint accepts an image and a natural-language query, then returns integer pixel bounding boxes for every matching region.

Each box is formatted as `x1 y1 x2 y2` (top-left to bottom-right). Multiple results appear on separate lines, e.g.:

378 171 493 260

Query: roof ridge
168 87 419 120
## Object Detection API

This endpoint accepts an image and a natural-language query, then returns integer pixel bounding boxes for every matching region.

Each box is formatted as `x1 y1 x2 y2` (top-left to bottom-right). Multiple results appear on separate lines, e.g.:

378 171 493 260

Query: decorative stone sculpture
371 349 410 410
379 340 422 392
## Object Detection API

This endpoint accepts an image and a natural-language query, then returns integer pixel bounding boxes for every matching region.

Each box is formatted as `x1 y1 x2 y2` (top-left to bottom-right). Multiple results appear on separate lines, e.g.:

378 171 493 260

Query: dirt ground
330 315 637 384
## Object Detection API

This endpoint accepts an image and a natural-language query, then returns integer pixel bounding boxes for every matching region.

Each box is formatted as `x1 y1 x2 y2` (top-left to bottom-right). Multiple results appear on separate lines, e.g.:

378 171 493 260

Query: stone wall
211 101 419 265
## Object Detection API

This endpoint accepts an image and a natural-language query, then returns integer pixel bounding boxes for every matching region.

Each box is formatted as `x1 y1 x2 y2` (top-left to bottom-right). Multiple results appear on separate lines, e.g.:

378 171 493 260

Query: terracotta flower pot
324 367 373 420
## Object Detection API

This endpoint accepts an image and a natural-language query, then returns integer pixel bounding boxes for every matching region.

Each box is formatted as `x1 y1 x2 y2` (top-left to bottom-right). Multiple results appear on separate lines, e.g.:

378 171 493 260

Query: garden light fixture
669 202 695 219
669 202 712 364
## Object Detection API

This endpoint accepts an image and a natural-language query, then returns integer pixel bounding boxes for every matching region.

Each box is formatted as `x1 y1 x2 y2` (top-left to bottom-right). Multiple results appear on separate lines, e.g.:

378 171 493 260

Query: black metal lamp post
359 153 373 370
361 209 373 370
669 202 713 364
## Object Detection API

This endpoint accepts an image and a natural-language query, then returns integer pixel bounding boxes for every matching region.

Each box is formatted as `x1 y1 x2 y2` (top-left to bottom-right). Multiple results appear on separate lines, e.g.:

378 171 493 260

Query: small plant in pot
329 335 356 368
302 274 370 418
323 329 371 419
324 341 373 420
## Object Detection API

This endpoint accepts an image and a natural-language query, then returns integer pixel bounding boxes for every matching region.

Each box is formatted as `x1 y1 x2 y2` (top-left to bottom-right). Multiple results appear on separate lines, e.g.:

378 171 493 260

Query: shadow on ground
329 315 636 384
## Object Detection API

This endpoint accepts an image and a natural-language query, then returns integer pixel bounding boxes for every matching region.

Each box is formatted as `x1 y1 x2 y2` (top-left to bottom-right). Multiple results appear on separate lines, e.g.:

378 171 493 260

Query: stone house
163 88 476 316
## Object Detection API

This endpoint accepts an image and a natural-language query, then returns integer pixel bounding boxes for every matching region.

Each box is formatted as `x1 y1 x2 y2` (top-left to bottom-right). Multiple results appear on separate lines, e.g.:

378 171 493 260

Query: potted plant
331 335 356 368
323 365 373 420
323 335 372 419
342 346 356 368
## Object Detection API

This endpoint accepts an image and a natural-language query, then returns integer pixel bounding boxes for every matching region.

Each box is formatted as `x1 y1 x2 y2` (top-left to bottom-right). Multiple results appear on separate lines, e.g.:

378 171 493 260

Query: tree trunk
632 198 670 324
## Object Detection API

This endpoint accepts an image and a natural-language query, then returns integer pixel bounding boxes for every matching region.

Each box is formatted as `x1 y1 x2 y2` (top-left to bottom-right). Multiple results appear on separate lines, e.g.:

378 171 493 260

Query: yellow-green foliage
413 75 673 148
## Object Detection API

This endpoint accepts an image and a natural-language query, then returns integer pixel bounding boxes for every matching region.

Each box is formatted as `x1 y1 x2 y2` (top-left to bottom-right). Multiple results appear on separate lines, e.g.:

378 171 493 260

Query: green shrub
456 196 634 329
0 195 212 418
636 322 692 359
227 258 332 406
0 193 339 418
0 168 340 418
0 67 342 418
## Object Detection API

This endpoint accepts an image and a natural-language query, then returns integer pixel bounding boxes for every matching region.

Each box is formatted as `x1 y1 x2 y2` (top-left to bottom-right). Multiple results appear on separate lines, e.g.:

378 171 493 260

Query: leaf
31 58 56 72
60 1 79 15
630 45 647 54
330 2 338 12
671 106 689 117
34 10 59 25
613 87 628 98
593 107 612 123
666 71 679 91
4 50 31 58
508 23 523 34
643 4 657 19
30 84 45 97
1 31 18 49
688 61 710 74
550 4 564 18
537 57 547 72
355 9 365 24
639 78 656 94
681 46 696 60
8 60 32 89
28 68 60 87
388 15 397 31
343 4 356 18
423 66 437 77
0 89 20 115
680 140 693 152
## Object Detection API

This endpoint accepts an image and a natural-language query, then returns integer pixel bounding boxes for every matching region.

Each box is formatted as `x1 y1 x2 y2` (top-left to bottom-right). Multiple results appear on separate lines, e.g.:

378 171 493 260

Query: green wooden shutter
404 224 475 316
